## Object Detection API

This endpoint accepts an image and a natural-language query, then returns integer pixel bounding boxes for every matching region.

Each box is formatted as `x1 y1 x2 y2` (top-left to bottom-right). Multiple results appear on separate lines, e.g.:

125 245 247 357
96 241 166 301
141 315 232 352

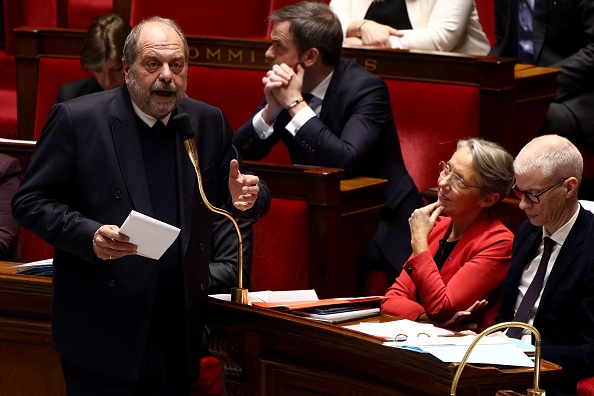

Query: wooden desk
0 262 65 396
207 298 561 395
0 262 562 395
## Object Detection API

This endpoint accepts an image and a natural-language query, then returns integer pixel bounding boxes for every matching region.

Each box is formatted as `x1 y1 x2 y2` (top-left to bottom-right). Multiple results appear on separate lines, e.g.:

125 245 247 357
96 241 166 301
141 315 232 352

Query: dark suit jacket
490 0 594 145
496 208 594 394
12 85 270 381
57 76 254 295
233 58 423 270
0 154 24 262
57 76 103 103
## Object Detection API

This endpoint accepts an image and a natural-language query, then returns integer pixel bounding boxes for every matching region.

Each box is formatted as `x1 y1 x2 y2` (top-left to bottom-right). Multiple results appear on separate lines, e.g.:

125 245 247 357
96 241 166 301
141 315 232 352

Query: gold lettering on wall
348 57 378 72
228 50 243 62
186 45 268 67
206 48 222 60
189 47 199 60
364 59 377 71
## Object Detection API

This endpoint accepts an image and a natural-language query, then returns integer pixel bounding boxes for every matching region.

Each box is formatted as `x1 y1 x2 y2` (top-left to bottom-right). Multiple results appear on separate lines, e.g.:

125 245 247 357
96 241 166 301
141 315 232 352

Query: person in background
233 1 424 296
12 17 270 395
330 0 490 55
207 211 253 294
490 0 594 151
57 13 132 102
0 154 24 262
382 138 514 332
497 134 594 395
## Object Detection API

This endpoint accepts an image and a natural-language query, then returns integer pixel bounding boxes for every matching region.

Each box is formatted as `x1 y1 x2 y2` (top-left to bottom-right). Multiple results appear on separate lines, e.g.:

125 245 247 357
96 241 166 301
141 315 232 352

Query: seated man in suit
57 13 132 102
0 154 24 262
497 134 594 395
490 0 594 151
233 1 424 295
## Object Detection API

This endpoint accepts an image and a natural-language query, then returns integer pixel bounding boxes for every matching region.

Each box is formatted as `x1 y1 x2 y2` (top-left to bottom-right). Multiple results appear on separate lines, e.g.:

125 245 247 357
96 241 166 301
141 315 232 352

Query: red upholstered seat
34 57 92 140
387 79 481 193
186 66 265 132
3 0 58 55
129 0 270 39
18 227 54 262
186 65 292 164
475 0 496 46
251 198 308 292
0 88 17 139
578 377 594 396
192 357 222 396
66 0 113 29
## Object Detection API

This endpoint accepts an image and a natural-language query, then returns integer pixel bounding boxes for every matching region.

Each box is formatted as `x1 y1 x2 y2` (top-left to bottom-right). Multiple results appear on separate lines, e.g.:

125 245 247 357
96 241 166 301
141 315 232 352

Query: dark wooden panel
207 298 562 396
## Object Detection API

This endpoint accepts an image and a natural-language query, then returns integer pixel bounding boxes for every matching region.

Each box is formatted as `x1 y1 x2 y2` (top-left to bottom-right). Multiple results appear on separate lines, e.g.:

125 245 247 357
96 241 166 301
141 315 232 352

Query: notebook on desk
292 306 381 324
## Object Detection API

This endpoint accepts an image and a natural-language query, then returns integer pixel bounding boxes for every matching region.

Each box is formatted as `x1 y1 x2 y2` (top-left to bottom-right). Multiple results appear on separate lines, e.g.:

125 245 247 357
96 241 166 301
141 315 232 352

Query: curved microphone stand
174 113 248 304
450 321 545 396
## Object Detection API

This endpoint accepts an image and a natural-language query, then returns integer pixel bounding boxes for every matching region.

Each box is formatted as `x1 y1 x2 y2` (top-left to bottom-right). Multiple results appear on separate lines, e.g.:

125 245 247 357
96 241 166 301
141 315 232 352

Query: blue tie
517 0 534 64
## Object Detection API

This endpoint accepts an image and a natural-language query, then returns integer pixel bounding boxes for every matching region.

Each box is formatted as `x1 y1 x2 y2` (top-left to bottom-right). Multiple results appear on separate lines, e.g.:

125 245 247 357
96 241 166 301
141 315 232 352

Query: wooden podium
0 262 65 396
207 298 562 396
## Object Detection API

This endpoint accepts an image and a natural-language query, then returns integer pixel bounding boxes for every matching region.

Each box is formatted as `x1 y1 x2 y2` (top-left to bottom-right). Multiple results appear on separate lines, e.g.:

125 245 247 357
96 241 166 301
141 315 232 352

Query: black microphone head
172 113 195 141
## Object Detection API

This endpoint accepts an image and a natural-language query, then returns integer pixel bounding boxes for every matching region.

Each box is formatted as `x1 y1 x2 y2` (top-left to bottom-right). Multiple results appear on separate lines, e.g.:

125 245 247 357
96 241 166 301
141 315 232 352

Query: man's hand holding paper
92 224 137 261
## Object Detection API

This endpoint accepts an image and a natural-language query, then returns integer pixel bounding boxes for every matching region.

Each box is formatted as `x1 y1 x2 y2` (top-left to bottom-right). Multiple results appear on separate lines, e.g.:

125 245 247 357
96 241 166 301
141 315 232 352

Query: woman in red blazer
381 138 515 332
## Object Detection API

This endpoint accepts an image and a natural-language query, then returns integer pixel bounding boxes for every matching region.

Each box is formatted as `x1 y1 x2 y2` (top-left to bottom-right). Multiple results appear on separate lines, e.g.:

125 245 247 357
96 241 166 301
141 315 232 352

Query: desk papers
119 210 180 260
344 319 534 367
385 334 534 368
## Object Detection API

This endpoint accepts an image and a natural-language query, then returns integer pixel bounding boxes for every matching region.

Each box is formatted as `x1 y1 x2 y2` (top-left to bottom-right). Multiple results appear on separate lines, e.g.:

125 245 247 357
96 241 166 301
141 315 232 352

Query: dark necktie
507 237 555 338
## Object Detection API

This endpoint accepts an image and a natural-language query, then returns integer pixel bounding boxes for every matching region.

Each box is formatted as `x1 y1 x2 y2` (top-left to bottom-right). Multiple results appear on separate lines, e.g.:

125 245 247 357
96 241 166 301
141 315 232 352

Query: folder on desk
251 295 385 311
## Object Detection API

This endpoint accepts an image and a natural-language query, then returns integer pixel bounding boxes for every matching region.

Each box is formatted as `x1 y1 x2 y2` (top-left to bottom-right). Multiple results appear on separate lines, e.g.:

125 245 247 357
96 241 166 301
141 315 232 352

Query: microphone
173 113 248 304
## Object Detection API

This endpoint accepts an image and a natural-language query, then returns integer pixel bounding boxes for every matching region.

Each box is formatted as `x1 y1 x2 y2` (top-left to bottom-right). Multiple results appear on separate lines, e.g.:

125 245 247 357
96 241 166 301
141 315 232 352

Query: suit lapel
319 59 345 123
111 87 154 217
509 227 542 287
541 209 589 302
173 105 198 254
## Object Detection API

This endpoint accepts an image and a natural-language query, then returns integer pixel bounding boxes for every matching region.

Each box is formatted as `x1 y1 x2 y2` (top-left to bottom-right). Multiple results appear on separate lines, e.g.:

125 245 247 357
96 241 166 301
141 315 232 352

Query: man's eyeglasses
439 161 480 190
512 178 568 204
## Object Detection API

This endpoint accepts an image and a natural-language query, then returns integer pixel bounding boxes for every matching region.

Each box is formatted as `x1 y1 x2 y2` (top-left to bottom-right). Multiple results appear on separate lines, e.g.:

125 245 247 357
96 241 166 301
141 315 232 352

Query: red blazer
381 211 512 331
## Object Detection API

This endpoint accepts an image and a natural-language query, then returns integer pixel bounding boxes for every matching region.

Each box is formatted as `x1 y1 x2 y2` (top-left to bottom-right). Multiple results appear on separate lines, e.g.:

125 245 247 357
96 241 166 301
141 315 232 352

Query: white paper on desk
348 319 439 341
119 210 180 260
208 290 319 305
10 258 53 267
385 336 535 367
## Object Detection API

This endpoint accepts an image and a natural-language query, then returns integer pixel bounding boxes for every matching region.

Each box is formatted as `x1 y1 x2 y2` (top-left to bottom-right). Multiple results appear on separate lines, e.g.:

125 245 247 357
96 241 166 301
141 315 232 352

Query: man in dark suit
12 17 270 396
490 0 594 149
57 13 131 103
497 134 594 395
57 12 254 297
233 1 424 295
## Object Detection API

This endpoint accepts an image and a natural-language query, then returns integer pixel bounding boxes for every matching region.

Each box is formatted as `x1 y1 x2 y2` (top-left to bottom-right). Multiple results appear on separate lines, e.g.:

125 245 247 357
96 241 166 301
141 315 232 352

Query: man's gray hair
514 134 583 183
123 16 189 66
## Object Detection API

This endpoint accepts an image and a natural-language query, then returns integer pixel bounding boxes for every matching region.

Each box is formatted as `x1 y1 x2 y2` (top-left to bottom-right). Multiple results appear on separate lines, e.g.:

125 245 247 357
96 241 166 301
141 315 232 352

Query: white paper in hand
119 210 180 260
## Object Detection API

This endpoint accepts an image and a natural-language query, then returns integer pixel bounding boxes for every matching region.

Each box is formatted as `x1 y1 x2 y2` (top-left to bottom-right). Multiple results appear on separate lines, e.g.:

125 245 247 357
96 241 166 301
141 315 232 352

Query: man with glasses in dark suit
497 134 594 395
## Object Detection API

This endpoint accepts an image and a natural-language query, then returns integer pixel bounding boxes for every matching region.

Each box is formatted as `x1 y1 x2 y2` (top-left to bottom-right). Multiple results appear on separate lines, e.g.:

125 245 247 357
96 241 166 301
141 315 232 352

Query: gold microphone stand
450 321 545 396
178 117 248 304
